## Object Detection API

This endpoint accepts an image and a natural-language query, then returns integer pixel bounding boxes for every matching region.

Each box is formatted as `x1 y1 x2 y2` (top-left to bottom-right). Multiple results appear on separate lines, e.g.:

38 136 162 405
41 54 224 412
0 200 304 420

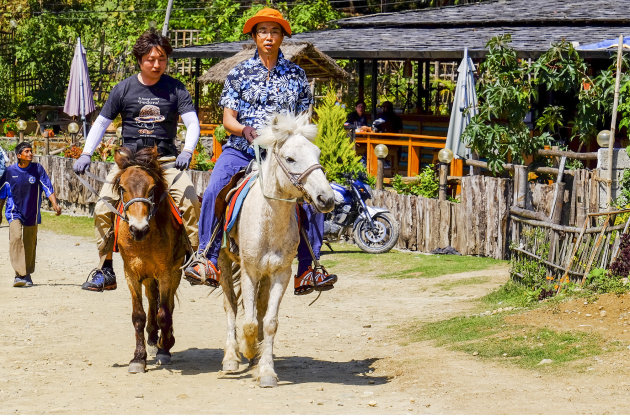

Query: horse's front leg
219 255 240 372
155 270 179 366
240 267 259 363
144 279 159 357
127 273 148 373
258 266 292 388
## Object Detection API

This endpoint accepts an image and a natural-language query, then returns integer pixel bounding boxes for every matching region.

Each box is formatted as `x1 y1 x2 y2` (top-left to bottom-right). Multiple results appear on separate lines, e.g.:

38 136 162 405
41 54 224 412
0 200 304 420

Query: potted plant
2 119 17 137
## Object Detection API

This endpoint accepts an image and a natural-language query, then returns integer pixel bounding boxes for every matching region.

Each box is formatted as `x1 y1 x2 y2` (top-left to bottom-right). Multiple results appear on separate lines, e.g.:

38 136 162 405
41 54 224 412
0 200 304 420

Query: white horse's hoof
155 353 171 365
128 362 146 373
223 360 239 372
259 376 278 388
147 345 158 357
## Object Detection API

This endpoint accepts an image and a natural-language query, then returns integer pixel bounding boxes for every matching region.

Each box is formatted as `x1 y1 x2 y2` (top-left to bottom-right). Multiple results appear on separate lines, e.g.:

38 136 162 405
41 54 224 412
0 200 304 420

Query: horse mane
254 112 317 149
112 146 167 195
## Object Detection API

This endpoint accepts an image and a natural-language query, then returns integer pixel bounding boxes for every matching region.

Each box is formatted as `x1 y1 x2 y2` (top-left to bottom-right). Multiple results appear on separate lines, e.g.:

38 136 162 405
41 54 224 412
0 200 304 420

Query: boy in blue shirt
0 142 61 287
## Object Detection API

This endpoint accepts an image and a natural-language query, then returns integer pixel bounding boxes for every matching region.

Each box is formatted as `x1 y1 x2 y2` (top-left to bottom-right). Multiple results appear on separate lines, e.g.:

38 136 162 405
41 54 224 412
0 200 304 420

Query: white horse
218 112 334 387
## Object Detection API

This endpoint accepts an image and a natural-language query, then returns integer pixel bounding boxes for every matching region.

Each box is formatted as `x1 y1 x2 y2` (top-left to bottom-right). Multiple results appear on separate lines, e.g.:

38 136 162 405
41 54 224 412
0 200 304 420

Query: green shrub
313 89 364 183
391 164 439 198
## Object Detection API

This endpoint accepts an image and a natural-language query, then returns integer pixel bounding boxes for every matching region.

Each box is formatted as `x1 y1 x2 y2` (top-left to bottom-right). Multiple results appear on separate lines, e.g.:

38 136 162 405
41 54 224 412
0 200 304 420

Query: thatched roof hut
198 41 349 84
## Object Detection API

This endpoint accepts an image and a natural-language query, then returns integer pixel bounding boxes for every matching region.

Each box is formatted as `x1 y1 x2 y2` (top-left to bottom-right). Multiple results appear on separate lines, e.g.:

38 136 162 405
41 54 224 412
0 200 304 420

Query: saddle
214 160 258 219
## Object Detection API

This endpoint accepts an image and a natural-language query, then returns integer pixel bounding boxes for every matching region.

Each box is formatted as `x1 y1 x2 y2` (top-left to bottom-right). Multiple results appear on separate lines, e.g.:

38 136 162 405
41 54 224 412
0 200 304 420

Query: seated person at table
344 100 370 131
373 101 402 133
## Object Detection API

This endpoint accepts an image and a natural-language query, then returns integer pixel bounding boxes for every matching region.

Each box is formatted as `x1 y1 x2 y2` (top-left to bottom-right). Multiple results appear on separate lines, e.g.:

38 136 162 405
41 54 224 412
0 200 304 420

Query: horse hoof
147 345 158 358
156 353 171 365
259 376 278 388
222 360 239 372
128 362 146 374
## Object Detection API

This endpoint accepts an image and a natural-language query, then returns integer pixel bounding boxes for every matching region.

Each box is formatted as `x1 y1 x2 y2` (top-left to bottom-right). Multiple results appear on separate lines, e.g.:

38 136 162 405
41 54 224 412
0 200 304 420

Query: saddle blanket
224 173 258 234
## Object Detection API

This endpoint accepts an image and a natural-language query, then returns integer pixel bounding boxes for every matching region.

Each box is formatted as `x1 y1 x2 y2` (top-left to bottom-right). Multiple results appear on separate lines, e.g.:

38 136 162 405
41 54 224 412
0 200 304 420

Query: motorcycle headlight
358 183 372 198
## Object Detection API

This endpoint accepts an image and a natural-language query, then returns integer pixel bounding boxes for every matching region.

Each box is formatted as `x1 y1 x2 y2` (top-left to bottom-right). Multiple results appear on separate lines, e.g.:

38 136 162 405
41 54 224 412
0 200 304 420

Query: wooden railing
353 131 461 178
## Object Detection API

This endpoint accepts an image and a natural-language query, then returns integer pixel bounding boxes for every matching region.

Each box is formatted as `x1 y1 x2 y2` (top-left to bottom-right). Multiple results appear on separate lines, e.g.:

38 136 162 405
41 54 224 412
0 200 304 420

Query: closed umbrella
445 48 477 159
63 37 95 136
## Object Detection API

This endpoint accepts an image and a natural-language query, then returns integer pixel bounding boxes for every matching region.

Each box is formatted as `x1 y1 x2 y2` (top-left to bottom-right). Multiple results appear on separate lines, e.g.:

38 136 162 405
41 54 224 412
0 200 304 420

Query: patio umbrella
63 37 95 136
445 48 477 159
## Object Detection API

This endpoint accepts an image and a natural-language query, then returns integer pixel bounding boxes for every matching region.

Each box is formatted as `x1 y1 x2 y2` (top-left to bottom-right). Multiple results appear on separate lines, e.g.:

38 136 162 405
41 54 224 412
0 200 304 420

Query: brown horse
112 146 186 373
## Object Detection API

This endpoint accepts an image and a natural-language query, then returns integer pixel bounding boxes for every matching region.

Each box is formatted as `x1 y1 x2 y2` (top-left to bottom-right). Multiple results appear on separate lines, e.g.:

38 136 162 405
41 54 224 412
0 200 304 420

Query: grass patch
39 212 94 238
436 276 492 291
322 242 506 279
451 326 613 369
480 280 537 310
407 310 620 370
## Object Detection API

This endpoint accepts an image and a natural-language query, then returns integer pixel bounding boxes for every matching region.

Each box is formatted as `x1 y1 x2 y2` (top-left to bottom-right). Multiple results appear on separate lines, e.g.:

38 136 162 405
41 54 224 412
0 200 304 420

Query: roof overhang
173 25 630 61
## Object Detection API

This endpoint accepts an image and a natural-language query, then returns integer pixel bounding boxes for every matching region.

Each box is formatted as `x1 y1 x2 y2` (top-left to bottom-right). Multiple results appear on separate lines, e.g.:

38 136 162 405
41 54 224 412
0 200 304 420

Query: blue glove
175 150 193 170
73 154 92 175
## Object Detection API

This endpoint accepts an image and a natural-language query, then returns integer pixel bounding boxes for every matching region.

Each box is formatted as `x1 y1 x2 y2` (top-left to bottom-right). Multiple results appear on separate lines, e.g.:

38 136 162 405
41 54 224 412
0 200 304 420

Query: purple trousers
198 146 323 274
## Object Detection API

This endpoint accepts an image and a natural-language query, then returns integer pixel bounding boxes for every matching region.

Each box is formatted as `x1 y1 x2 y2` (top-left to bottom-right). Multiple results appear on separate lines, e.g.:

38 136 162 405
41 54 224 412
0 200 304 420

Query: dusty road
2 226 630 414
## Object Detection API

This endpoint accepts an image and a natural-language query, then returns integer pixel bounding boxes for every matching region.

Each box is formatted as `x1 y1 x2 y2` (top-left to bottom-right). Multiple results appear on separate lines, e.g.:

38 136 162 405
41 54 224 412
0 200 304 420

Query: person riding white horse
185 7 337 295
219 112 335 387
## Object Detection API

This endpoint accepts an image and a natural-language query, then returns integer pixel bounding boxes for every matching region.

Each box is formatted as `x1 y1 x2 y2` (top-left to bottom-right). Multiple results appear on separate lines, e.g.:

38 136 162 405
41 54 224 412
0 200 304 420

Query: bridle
118 166 167 223
254 143 324 204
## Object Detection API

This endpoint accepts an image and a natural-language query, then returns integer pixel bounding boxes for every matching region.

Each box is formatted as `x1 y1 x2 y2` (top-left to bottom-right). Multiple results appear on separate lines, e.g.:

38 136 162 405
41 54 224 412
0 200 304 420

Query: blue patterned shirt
219 49 313 156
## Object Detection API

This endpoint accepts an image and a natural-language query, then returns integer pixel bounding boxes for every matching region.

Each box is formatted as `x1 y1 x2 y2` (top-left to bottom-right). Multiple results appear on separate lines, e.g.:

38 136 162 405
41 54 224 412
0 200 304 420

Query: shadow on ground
112 348 389 386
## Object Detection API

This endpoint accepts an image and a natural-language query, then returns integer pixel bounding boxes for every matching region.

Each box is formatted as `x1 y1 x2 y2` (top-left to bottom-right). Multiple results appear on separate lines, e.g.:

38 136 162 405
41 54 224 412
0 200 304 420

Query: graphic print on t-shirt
134 99 166 136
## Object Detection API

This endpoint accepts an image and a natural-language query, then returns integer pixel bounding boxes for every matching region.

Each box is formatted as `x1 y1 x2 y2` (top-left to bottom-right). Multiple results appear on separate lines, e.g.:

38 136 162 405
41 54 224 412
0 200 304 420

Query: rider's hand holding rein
72 114 113 175
73 153 92 175
224 108 258 144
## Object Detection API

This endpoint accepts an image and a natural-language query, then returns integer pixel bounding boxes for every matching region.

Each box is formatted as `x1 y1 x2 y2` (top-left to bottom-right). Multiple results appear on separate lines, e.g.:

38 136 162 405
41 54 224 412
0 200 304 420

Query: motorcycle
324 172 399 254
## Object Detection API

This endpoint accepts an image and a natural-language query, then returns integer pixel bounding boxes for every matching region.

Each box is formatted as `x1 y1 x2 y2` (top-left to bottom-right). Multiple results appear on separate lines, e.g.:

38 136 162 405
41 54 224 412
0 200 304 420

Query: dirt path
2 227 630 414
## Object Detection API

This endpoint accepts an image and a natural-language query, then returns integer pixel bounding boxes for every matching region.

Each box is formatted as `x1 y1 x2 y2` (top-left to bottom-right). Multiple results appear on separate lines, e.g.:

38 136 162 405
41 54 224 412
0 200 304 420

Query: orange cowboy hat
242 7 292 37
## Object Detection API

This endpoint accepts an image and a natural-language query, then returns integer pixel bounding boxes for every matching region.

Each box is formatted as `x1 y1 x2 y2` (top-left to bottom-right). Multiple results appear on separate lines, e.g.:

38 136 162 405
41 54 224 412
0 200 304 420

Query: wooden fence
372 175 512 259
31 155 211 216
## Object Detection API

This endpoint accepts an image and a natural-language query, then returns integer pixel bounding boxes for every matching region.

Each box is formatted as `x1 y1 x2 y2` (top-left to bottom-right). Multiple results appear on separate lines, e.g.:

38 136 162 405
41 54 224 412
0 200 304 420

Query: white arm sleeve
81 115 112 155
181 111 200 153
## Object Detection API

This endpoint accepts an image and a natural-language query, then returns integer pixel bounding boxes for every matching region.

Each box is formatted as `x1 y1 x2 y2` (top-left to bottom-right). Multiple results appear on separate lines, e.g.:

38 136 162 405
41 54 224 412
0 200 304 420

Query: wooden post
551 182 566 224
358 59 365 102
607 34 624 209
514 164 528 208
371 59 378 120
439 162 448 200
376 157 384 190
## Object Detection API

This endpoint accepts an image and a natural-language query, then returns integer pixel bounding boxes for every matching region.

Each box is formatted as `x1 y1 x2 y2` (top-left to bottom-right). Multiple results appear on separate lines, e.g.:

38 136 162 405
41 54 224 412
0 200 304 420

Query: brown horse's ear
114 147 132 169
150 146 158 159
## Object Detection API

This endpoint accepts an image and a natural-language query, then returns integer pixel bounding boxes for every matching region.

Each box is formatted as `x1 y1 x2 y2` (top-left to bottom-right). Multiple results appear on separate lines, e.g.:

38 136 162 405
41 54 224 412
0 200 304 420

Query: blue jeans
198 147 253 264
198 146 322 273
297 204 324 274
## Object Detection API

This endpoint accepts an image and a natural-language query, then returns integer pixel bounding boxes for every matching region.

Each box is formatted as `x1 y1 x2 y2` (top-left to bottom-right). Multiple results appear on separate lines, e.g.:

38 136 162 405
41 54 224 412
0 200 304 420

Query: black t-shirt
100 74 195 154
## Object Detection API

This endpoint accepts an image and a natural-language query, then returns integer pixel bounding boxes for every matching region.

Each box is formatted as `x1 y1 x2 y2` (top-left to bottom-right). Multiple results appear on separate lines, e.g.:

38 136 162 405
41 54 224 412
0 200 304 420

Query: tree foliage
313 89 363 183
463 34 630 174
464 34 551 173
0 0 343 119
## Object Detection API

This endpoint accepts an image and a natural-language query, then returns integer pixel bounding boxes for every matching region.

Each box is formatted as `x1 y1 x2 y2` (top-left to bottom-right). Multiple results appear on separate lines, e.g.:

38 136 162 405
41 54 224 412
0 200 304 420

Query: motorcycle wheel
353 212 399 254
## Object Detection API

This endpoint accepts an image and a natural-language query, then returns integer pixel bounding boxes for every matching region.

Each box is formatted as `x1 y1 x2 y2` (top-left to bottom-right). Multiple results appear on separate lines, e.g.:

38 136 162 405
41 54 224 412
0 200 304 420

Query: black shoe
82 267 117 292
13 276 27 287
